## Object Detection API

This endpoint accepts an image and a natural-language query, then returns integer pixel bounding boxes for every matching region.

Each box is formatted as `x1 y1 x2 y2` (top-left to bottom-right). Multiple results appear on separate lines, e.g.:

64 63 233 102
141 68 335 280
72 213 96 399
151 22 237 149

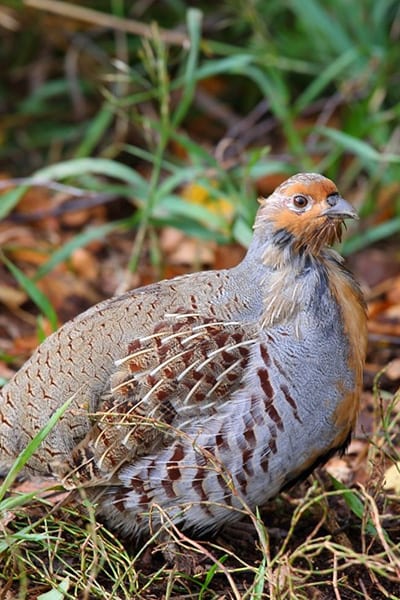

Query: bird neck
244 226 343 329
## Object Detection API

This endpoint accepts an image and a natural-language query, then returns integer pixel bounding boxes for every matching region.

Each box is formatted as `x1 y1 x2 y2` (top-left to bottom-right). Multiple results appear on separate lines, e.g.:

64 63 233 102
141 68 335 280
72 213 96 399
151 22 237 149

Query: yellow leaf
182 182 234 224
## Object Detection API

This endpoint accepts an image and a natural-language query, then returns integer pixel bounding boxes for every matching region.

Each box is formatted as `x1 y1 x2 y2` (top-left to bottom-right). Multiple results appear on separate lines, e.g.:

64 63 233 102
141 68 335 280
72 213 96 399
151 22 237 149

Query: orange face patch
258 175 343 254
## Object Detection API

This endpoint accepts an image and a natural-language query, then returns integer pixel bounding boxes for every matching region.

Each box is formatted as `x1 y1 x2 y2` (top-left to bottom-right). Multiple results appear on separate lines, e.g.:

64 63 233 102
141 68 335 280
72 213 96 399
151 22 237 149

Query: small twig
0 179 119 221
194 87 239 128
10 195 119 222
332 552 342 600
0 177 93 196
361 484 400 578
24 0 189 46
214 99 275 166
306 92 343 148
358 577 373 600
226 98 271 139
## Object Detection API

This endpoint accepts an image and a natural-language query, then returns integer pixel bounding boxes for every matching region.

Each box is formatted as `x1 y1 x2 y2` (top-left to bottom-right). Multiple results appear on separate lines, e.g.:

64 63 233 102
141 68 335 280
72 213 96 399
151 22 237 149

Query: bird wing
61 311 256 485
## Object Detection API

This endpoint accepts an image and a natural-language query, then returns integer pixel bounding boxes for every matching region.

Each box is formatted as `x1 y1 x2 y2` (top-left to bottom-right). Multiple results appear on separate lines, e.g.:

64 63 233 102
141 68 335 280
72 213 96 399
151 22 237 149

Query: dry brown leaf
159 226 185 254
386 276 400 305
168 238 215 266
13 320 53 354
385 304 400 319
13 186 59 231
385 358 400 381
325 457 353 485
213 243 245 270
0 224 38 246
60 204 106 227
368 320 400 337
383 463 400 493
367 299 391 320
160 228 216 266
8 246 52 267
70 247 99 281
347 438 369 457
0 283 27 310
37 272 100 317
375 182 400 222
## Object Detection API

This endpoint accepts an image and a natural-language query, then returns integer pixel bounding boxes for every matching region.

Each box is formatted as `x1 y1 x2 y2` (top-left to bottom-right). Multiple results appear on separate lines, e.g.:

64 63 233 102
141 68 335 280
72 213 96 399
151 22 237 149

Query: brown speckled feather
63 313 256 485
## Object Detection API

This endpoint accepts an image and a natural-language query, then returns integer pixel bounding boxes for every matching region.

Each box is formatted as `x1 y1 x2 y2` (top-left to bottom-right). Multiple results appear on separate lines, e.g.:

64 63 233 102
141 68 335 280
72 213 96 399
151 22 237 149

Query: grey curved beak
323 196 358 220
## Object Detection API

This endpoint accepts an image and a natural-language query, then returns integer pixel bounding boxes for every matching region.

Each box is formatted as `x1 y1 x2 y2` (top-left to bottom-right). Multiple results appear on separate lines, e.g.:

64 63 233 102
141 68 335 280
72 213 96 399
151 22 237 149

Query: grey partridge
0 173 367 539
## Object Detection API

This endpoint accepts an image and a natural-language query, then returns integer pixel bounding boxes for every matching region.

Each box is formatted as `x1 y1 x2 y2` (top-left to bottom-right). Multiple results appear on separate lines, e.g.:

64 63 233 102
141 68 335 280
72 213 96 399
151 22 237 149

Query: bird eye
293 195 308 209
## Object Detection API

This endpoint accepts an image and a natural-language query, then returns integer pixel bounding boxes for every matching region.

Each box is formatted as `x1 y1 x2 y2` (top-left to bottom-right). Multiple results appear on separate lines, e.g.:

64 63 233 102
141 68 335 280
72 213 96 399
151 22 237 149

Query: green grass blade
0 396 73 503
37 577 71 600
232 217 253 246
198 555 228 600
330 476 389 539
1 252 58 330
155 194 227 231
295 48 358 112
245 65 289 121
74 104 115 158
317 127 383 162
0 186 26 219
31 158 149 192
0 521 57 553
251 555 266 599
1 490 51 512
169 130 219 165
152 215 227 242
155 166 208 198
34 220 127 280
172 8 202 128
289 0 351 53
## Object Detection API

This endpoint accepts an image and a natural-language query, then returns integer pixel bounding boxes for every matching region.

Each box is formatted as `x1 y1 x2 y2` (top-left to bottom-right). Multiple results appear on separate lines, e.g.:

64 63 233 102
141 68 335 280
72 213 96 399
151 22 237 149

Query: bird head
254 173 357 257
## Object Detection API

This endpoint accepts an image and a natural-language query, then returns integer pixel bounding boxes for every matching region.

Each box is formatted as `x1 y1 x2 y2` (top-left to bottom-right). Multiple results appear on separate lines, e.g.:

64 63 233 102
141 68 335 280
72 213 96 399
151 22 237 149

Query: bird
0 172 367 540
